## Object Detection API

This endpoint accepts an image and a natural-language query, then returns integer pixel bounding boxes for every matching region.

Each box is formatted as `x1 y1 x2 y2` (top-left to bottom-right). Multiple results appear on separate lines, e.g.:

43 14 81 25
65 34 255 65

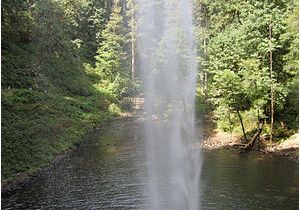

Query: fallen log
243 122 264 152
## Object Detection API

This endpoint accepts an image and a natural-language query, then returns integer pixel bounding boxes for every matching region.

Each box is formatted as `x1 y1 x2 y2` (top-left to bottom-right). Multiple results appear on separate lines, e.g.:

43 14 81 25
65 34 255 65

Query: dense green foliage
2 0 136 180
194 0 298 140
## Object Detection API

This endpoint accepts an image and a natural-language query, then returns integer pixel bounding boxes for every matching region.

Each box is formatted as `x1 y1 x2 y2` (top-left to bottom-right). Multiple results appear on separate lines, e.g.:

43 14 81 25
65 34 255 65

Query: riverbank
1 111 136 193
2 95 144 193
200 119 299 162
2 88 118 181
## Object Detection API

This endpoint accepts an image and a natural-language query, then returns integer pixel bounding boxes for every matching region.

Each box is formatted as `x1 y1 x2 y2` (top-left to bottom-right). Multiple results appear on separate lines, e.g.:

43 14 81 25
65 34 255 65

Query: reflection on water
2 119 299 209
200 150 298 209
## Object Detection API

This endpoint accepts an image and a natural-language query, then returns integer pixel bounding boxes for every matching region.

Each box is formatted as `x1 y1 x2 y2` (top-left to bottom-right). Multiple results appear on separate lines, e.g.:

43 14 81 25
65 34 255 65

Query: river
2 115 298 209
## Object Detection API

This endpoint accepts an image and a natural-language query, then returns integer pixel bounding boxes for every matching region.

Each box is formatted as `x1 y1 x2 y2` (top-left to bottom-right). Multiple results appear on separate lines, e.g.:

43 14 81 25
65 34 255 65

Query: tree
60 0 112 62
95 0 128 82
125 0 137 81
1 0 34 88
212 69 251 142
241 0 293 142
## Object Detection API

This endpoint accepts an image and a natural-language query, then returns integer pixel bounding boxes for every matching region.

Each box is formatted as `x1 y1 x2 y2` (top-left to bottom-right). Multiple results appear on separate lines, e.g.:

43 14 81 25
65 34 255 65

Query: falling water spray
137 0 201 209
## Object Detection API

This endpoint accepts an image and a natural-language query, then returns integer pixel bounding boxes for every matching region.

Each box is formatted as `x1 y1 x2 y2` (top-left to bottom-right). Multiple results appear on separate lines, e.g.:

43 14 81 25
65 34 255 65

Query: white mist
137 0 201 209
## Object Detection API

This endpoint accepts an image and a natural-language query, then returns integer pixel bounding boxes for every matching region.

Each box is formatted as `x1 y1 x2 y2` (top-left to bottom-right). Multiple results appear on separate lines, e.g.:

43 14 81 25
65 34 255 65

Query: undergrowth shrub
120 97 133 111
195 94 212 118
108 103 121 116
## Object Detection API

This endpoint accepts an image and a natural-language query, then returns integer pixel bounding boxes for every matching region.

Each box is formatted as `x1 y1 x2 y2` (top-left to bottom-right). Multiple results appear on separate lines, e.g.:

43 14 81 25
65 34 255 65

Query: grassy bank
1 88 121 180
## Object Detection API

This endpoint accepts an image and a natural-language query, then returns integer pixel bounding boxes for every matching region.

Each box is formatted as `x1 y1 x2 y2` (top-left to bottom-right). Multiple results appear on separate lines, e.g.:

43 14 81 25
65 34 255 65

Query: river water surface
2 116 299 209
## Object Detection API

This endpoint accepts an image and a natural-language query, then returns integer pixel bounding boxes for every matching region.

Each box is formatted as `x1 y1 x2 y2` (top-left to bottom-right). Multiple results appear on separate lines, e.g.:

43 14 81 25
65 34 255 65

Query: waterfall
137 0 202 209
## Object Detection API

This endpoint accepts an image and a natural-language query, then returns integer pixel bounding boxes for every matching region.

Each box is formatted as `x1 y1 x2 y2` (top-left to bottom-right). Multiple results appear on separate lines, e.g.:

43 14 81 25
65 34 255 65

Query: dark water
2 117 299 209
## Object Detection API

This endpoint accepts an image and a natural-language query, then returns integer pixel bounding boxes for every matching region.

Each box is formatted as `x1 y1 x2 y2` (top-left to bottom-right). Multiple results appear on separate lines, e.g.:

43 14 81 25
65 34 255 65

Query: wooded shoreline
200 118 299 162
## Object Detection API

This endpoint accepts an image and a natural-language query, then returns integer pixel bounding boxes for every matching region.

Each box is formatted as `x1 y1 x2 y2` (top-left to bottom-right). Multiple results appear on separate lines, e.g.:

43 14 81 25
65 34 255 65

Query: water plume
136 0 202 209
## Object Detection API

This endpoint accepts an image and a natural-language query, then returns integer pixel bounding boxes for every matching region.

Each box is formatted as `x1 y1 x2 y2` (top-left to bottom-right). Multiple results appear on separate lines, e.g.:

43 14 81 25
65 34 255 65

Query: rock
268 148 275 152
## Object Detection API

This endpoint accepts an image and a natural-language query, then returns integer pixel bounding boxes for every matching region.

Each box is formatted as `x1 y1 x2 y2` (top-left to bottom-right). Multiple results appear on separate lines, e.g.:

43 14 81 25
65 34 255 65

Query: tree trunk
131 34 135 81
269 23 274 143
131 7 135 82
203 39 208 101
236 108 248 143
243 121 264 151
204 71 208 100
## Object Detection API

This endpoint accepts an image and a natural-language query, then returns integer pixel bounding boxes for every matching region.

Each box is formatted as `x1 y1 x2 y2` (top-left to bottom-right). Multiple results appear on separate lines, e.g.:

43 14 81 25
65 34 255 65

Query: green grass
2 89 116 180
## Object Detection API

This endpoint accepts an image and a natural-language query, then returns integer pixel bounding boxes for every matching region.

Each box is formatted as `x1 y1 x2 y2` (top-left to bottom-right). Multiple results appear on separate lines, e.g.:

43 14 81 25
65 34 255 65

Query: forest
2 0 298 182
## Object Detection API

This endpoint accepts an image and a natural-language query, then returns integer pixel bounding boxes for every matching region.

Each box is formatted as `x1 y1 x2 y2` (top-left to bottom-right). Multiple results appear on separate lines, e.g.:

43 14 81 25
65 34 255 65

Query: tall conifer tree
95 0 127 82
